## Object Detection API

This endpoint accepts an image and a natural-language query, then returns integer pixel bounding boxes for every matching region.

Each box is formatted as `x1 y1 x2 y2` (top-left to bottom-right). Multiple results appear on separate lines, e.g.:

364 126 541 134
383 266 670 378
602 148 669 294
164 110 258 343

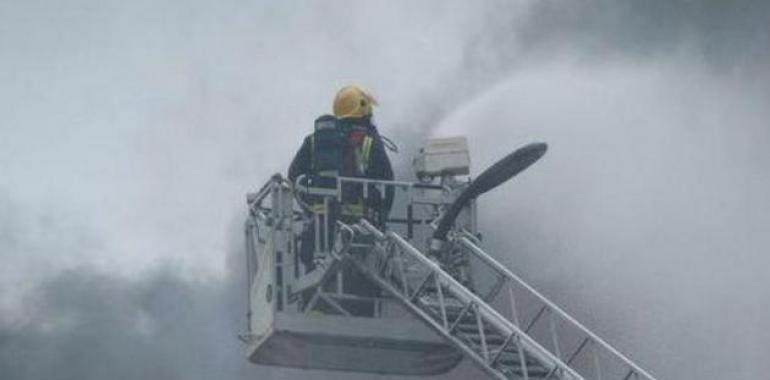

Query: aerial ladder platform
240 137 659 380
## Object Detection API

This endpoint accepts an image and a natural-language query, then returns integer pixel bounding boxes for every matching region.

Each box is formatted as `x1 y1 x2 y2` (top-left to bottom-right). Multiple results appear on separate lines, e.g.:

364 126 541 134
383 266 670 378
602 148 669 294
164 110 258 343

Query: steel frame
345 219 658 380
245 174 659 380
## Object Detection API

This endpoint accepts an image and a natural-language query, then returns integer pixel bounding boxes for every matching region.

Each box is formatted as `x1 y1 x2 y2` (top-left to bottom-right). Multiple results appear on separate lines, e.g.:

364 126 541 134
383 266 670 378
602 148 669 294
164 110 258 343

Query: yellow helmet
333 85 378 119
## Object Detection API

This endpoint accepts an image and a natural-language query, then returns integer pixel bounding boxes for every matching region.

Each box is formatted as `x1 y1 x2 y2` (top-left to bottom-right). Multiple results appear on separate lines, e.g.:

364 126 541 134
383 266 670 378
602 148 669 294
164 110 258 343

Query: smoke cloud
1 1 768 380
433 2 770 379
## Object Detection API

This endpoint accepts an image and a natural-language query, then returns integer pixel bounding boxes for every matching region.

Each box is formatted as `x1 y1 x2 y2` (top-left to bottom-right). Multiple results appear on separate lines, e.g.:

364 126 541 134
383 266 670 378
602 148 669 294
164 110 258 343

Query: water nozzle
432 142 548 242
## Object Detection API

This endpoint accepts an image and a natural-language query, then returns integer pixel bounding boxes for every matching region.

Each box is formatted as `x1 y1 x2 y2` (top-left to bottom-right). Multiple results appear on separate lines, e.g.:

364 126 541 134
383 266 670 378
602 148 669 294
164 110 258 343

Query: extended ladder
341 219 658 380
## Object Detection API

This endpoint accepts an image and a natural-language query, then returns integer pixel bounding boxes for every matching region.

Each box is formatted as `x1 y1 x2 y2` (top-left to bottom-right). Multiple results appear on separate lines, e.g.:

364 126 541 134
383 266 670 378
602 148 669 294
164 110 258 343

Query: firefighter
288 85 394 273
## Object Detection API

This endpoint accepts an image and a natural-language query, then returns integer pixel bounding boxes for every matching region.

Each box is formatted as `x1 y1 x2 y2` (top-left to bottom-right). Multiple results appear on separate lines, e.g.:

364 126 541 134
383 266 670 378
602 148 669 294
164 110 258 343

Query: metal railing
455 235 658 380
244 174 453 318
346 219 658 380
244 175 658 380
350 219 584 380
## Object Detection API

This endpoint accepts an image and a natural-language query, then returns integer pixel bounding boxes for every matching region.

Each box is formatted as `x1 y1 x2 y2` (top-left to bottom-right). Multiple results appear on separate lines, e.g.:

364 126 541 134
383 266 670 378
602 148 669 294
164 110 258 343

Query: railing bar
591 341 602 380
525 305 548 333
543 365 558 380
335 175 450 192
318 293 351 317
323 196 329 253
543 363 565 380
593 340 603 380
277 181 283 225
483 274 506 302
244 222 253 330
507 282 522 327
409 272 435 301
516 335 530 380
448 301 474 334
314 212 321 257
489 332 516 366
246 176 276 209
336 269 343 295
475 304 490 362
271 184 283 311
406 204 414 240
335 176 342 202
435 274 449 329
289 198 298 281
549 309 563 360
395 246 410 295
304 288 321 314
567 337 591 366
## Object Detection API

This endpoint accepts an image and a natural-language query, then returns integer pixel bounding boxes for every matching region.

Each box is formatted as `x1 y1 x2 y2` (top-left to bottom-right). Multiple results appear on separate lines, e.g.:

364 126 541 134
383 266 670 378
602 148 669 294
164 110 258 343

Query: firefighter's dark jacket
288 117 395 215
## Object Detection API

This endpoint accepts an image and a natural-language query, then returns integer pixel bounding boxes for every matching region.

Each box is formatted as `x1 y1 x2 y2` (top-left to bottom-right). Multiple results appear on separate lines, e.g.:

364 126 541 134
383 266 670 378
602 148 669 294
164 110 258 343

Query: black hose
433 142 548 241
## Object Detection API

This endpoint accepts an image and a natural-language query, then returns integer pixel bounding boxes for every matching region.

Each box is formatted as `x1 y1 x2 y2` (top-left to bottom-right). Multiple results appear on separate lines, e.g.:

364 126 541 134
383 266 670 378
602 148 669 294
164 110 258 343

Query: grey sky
1 1 769 379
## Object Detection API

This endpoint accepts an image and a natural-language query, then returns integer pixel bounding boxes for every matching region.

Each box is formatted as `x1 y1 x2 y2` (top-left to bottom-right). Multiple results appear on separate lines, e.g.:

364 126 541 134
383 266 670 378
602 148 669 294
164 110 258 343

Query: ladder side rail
359 220 585 380
350 226 520 380
244 218 256 333
347 254 509 380
458 237 658 380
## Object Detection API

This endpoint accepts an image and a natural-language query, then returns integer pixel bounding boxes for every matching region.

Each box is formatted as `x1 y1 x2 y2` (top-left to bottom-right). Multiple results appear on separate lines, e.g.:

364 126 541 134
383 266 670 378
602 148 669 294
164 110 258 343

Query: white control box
413 136 471 178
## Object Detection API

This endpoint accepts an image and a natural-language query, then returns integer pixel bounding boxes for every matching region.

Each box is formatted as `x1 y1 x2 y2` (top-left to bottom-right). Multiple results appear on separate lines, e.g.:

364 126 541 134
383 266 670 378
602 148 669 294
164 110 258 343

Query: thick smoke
1 1 769 380
0 1 490 379
436 62 770 380
434 1 770 379
0 267 245 380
